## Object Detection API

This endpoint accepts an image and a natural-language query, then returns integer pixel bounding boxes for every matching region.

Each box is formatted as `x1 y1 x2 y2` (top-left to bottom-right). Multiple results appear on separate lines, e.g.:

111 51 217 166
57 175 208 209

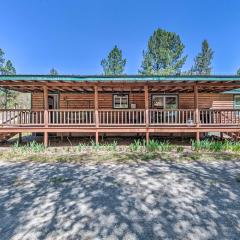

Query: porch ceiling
1 75 240 93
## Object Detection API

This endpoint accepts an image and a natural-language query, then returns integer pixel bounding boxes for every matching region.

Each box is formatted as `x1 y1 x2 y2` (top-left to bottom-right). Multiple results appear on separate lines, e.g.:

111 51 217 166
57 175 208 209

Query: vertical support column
94 85 99 144
18 133 22 144
144 85 149 144
194 84 200 141
43 85 48 147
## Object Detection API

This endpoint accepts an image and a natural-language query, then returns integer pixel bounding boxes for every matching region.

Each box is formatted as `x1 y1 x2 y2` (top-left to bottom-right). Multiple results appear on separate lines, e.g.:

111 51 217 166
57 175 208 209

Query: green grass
191 140 240 152
12 141 45 154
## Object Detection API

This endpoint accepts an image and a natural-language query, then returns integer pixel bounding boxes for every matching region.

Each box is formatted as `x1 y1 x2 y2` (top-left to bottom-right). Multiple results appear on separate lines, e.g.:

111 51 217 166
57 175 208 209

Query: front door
48 94 58 126
48 94 58 110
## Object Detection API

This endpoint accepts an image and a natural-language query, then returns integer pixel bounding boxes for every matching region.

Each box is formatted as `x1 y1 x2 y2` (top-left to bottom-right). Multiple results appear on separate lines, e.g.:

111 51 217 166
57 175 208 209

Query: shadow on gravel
0 160 240 239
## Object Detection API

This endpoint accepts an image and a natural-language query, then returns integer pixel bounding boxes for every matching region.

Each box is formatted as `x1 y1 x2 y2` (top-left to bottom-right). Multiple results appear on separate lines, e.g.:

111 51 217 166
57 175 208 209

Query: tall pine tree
101 46 126 75
191 40 214 75
237 68 240 76
0 50 17 108
139 28 187 75
49 68 58 75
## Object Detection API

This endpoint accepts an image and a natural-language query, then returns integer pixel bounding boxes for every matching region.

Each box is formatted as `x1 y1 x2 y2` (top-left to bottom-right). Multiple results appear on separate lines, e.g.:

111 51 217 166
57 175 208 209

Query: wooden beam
144 85 149 144
94 85 99 144
194 85 200 138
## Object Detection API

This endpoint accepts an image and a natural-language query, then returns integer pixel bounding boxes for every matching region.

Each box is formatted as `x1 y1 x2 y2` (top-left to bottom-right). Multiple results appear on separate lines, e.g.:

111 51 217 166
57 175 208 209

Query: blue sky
0 0 239 75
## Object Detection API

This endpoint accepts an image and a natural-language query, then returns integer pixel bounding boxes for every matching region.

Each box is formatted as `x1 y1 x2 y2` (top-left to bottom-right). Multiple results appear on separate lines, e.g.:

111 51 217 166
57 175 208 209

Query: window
113 94 129 108
152 95 178 109
234 95 240 109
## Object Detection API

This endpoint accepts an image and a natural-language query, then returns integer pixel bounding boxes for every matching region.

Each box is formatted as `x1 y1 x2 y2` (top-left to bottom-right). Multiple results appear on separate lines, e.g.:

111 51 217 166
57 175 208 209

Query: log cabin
1 74 240 147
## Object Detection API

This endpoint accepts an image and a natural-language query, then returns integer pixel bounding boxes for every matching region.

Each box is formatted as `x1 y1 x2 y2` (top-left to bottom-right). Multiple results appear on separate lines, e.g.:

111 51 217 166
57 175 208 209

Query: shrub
129 139 144 152
146 139 160 152
12 140 45 154
90 140 100 151
159 141 173 152
77 143 86 152
105 141 117 151
191 140 240 153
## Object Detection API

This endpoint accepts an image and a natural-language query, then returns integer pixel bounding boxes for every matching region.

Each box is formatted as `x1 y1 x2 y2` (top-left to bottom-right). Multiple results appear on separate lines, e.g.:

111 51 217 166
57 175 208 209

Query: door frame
48 94 59 109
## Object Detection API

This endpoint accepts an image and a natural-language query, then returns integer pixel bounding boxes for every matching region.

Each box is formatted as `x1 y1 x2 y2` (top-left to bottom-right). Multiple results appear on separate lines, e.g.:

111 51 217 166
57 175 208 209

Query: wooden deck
1 109 240 146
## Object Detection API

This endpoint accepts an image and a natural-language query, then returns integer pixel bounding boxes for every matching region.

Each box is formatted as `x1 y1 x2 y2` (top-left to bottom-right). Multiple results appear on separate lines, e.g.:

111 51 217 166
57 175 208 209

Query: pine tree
191 40 214 75
139 28 187 75
0 58 17 109
49 68 58 75
237 68 240 76
101 46 126 75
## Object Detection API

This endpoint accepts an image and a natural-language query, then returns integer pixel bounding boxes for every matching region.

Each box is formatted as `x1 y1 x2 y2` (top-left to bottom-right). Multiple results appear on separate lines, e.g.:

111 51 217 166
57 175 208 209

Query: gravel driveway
0 160 240 240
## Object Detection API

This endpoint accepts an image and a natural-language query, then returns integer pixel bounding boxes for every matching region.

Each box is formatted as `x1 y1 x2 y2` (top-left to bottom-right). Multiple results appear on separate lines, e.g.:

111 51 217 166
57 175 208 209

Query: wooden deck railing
1 109 240 127
48 109 95 125
99 109 145 125
0 109 44 126
149 109 196 125
199 109 240 125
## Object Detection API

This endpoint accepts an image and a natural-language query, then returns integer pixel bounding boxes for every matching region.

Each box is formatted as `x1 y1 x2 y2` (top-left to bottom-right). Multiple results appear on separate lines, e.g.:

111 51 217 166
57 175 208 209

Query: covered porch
1 75 240 146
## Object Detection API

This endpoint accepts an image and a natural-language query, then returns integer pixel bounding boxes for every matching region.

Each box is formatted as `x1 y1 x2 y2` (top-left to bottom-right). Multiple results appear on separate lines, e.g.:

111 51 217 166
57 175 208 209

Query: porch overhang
0 75 240 93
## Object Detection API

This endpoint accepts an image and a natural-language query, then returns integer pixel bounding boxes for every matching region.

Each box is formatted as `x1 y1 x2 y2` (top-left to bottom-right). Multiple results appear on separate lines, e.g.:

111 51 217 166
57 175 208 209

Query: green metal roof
223 89 240 94
0 74 240 82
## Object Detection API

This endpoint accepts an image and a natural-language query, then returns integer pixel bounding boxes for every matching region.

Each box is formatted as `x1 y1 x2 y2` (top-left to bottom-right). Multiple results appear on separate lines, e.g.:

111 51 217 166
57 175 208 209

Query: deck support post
196 131 200 142
144 85 149 144
94 85 99 144
18 132 22 144
43 85 49 147
44 132 48 148
220 132 224 140
194 85 200 142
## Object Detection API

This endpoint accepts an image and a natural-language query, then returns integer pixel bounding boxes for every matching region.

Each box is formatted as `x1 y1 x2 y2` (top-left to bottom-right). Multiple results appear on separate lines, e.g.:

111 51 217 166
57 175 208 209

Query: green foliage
129 139 173 152
77 143 86 152
146 139 160 152
139 28 187 75
0 49 5 68
129 139 144 152
1 60 16 75
49 68 58 75
191 140 240 152
12 141 45 154
191 40 213 75
90 139 100 151
0 49 17 109
101 45 126 75
237 68 240 76
105 141 118 151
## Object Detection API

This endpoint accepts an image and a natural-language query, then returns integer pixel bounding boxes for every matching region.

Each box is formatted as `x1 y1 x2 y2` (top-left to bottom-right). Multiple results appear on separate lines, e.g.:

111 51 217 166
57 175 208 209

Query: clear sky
0 0 239 75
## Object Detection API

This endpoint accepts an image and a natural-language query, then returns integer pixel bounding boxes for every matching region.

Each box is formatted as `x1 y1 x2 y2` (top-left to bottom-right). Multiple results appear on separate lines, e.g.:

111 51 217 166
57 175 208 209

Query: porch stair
0 132 17 143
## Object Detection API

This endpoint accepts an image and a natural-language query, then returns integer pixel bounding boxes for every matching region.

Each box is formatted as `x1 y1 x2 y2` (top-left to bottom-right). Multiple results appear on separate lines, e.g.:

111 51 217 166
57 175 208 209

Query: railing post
144 85 149 144
94 85 99 144
194 85 200 141
43 85 48 147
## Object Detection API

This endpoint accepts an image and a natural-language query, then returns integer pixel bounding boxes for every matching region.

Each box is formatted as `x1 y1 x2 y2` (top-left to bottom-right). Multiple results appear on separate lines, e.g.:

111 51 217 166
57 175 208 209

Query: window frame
151 94 179 109
112 94 129 109
234 95 240 109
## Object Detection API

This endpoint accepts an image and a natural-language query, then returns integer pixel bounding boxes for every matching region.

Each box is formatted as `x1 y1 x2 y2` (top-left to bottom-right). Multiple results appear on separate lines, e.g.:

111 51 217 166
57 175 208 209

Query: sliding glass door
152 95 178 123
